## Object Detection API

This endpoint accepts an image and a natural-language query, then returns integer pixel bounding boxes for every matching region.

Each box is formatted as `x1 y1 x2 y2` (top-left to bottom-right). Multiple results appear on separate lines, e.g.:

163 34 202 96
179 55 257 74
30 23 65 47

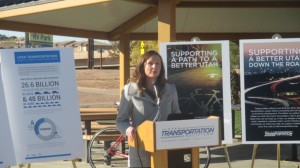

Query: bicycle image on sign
178 87 225 142
179 88 223 118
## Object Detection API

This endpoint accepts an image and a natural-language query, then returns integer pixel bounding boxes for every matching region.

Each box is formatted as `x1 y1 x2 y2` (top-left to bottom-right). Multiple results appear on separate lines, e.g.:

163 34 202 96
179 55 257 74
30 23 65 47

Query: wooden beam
158 0 176 42
0 0 110 18
1 8 298 41
129 32 300 41
0 20 110 39
110 6 158 40
2 19 298 41
110 0 181 40
123 0 157 6
129 33 158 40
177 1 300 8
119 34 130 93
176 33 300 40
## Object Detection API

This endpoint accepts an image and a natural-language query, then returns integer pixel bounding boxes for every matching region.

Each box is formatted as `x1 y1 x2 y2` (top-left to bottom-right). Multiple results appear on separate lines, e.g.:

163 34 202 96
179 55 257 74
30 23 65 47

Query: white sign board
160 41 232 144
155 118 219 150
240 38 300 144
0 47 84 165
0 67 16 168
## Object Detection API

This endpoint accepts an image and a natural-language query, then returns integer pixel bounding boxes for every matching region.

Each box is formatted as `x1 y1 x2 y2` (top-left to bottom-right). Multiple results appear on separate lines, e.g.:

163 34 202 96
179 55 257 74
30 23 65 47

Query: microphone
153 81 161 122
153 81 160 105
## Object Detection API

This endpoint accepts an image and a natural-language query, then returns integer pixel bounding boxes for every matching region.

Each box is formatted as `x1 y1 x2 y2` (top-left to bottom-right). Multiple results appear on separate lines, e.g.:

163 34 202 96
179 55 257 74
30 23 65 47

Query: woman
116 50 181 168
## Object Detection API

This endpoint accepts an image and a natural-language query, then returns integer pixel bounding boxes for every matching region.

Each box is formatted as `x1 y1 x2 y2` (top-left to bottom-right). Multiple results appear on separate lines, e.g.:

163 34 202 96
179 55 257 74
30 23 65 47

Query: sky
0 29 110 43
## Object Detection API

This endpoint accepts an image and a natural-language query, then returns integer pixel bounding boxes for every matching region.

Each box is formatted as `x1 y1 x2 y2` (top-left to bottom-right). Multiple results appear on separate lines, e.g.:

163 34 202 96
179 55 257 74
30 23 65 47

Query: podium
128 117 220 168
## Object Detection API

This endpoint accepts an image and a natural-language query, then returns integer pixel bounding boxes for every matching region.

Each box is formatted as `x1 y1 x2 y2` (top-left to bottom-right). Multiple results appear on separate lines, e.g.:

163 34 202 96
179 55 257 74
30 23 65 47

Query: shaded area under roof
0 0 299 41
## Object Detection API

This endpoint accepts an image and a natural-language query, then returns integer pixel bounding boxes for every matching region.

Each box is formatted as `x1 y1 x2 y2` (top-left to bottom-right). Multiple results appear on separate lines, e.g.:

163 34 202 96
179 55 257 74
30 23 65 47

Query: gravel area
76 69 120 108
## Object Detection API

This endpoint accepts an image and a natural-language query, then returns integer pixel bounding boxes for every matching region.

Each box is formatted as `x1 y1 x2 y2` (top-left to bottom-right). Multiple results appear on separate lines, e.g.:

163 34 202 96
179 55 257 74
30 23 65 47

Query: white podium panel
155 118 219 150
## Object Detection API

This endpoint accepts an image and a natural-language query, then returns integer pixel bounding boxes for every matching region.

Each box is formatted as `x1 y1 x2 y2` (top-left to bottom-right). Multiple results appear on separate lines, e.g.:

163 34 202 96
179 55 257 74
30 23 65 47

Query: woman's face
144 55 161 81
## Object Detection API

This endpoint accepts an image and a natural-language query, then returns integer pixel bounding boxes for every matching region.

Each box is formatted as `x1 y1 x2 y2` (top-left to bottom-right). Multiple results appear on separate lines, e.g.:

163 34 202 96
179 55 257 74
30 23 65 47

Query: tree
0 34 8 40
108 41 120 58
130 40 158 66
229 41 240 104
0 34 17 40
230 41 240 70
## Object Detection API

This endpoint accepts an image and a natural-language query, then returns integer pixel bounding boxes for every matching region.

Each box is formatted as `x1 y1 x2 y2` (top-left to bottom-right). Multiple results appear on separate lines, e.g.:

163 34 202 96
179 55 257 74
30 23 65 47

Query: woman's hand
126 126 136 141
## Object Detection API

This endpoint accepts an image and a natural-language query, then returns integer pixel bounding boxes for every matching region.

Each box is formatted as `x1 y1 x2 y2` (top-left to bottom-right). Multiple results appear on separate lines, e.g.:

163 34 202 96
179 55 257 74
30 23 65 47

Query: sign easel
16 160 78 168
223 144 232 168
251 144 281 168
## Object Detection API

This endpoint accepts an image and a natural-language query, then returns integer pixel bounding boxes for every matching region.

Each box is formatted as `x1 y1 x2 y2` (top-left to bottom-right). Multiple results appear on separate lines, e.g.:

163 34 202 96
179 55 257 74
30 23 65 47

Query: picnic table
80 108 118 162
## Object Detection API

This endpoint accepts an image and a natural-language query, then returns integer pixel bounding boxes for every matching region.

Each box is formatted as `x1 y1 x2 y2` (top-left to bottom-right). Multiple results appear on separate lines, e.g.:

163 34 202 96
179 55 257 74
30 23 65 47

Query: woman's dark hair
129 50 167 95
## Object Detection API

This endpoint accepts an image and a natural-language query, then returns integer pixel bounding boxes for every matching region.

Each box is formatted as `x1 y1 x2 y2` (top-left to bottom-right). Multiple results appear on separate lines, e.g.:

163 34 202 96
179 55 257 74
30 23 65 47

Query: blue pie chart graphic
34 118 56 141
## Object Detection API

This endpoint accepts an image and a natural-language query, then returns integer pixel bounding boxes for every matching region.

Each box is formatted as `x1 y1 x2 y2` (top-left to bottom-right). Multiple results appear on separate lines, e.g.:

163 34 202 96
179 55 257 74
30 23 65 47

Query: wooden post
88 38 94 69
119 34 130 95
158 0 176 44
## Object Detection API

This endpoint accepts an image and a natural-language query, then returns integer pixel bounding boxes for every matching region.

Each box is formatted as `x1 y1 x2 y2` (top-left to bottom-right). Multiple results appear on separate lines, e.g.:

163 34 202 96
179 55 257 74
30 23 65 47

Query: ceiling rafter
177 1 300 8
109 6 158 40
0 0 110 19
0 20 109 39
110 0 183 40
123 0 158 6
129 32 300 41
1 20 300 41
0 0 298 41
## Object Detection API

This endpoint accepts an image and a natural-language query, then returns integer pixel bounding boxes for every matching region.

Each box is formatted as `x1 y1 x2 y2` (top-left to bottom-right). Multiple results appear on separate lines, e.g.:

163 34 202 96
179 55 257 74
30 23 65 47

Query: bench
81 121 115 134
82 131 121 141
80 107 118 113
80 107 118 138
82 122 121 141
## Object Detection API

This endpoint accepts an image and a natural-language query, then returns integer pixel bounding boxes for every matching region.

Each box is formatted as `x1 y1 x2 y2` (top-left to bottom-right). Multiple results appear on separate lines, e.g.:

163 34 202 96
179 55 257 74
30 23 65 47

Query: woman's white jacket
116 82 181 167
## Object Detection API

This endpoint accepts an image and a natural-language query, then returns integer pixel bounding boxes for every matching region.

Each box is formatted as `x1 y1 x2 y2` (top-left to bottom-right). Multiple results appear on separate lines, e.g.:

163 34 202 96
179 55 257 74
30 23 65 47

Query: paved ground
10 138 300 168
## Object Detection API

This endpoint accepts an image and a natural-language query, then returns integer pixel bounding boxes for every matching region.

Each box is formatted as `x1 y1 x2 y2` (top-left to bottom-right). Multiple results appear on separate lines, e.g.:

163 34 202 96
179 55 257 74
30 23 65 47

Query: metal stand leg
277 144 280 168
223 144 232 168
251 144 259 168
72 160 77 168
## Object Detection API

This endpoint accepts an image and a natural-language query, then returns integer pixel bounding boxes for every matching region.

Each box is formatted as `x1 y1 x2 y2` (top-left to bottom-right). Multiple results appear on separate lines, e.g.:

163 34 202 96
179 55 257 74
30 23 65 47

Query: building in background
54 40 117 68
0 38 118 68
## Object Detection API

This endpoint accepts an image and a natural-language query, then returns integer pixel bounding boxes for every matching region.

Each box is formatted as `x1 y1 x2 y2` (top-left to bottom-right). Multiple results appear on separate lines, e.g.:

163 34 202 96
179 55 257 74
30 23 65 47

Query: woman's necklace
145 89 156 100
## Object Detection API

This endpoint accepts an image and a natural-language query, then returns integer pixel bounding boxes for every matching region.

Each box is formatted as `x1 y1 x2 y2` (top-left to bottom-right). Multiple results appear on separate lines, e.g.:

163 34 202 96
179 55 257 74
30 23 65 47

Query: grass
234 110 242 136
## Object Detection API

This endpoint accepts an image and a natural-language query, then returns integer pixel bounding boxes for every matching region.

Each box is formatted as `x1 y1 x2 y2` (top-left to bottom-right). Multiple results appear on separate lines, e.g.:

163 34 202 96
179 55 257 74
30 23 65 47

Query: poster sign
240 38 300 144
160 41 232 144
25 32 53 48
0 47 84 165
0 67 16 168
